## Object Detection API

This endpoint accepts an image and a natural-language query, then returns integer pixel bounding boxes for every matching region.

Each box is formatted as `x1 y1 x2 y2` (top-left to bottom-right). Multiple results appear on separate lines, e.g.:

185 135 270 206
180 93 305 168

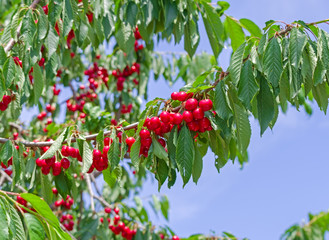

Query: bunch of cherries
60 214 75 231
112 62 141 91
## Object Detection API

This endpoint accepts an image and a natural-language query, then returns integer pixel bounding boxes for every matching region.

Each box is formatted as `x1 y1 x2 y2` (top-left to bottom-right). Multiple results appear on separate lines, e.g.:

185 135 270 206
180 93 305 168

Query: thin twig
85 174 95 212
90 174 102 196
0 169 27 193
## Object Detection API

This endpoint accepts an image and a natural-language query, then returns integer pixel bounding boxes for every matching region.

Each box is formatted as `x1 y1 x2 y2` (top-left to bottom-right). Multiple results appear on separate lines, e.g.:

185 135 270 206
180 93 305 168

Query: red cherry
171 92 179 100
172 236 180 240
139 129 150 139
93 149 102 161
41 166 51 175
104 137 110 146
125 137 136 147
52 162 62 176
192 108 204 120
177 91 187 101
61 158 70 169
67 147 77 158
42 5 48 15
52 188 58 194
103 146 110 159
199 99 213 111
118 222 125 229
2 95 11 105
13 132 18 140
199 117 211 129
114 215 120 221
185 98 198 111
183 111 193 123
100 217 104 223
172 113 183 125
104 207 111 213
54 200 63 207
114 207 120 214
160 234 165 239
160 111 170 123
141 137 152 148
148 117 161 130
61 146 69 157
158 138 166 148
187 120 200 132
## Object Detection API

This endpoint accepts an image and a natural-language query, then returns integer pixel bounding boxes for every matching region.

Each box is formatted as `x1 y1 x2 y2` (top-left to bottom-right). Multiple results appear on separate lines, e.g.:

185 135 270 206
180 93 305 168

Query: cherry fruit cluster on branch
0 95 12 111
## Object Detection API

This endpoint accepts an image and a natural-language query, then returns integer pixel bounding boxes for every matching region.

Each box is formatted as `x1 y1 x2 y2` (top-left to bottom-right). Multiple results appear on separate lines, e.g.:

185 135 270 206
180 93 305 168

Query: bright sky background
139 0 329 239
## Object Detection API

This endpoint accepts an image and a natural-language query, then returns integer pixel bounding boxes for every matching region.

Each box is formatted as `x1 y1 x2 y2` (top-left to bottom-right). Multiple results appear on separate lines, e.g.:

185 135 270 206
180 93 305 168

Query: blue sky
139 0 329 239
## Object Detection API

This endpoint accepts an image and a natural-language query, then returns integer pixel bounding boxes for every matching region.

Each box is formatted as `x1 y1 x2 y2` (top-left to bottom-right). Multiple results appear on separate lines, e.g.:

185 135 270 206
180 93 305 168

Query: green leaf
229 42 246 85
130 138 141 171
6 197 25 240
40 128 68 159
224 16 245 52
152 137 169 164
0 140 13 165
3 57 15 88
115 23 134 53
312 82 329 114
37 5 48 40
176 125 194 187
192 143 203 184
263 37 282 88
239 18 262 38
184 17 200 57
20 193 71 240
46 26 59 57
109 138 120 172
160 196 169 221
96 130 104 151
156 158 168 190
0 198 9 240
289 28 307 69
25 213 45 240
257 75 275 135
214 80 232 120
164 0 178 29
238 60 259 110
0 46 6 66
126 2 138 27
318 30 329 71
82 140 93 173
40 174 53 204
33 64 44 104
232 103 251 153
54 171 72 199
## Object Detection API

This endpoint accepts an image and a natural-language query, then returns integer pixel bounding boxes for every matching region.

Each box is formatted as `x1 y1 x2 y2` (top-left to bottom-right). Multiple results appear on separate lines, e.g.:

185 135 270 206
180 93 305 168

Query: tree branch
85 174 95 212
0 169 27 193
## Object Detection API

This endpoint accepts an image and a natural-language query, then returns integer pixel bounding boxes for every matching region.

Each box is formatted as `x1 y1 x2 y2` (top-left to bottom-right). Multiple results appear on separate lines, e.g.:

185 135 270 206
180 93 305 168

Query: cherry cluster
60 214 75 231
35 146 71 176
52 84 61 96
84 62 110 88
134 27 144 52
0 95 12 111
112 62 141 91
54 195 75 210
100 207 137 240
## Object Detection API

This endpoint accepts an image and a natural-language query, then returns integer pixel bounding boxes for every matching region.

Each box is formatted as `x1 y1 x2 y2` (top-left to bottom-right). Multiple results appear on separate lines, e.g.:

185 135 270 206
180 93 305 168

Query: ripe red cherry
171 92 179 100
13 132 18 140
114 207 120 214
104 207 111 213
125 137 135 146
54 200 63 207
183 111 193 123
61 146 69 157
185 98 198 111
42 5 48 15
41 166 51 175
160 234 165 239
2 95 11 105
172 236 180 240
52 188 58 194
100 217 104 223
93 149 102 161
172 113 183 125
148 117 161 130
61 158 70 169
52 162 62 176
187 120 200 132
199 99 213 111
199 117 211 129
160 111 170 123
67 146 76 157
139 129 150 139
158 138 166 148
192 108 204 120
177 91 187 101
141 137 152 148
104 137 111 146
114 215 120 221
